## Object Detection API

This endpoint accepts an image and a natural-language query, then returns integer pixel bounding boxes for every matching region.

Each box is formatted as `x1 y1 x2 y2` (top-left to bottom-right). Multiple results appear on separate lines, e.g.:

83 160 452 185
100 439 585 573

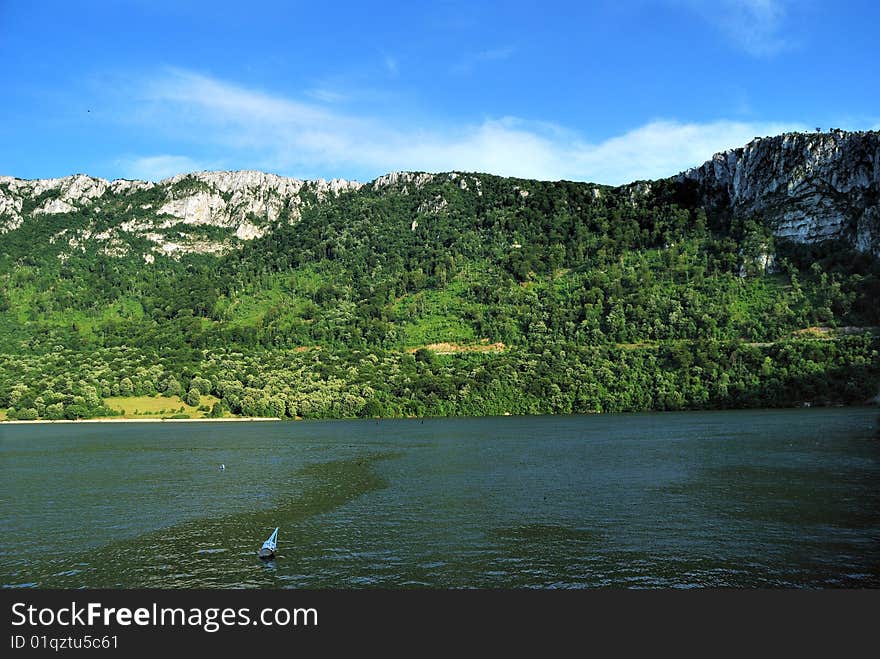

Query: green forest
1 172 878 420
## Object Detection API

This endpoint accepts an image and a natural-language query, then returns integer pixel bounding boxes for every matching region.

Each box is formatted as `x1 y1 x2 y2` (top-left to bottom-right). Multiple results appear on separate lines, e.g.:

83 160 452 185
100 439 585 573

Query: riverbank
0 417 282 424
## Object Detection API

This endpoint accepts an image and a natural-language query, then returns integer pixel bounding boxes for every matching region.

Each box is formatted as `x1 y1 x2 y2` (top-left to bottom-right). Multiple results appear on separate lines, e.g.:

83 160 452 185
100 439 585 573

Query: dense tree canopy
1 172 878 420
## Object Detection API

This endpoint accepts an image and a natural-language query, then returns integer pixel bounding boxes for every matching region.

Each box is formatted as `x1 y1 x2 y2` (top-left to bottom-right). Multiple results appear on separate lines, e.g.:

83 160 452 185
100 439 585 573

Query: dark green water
1 408 878 588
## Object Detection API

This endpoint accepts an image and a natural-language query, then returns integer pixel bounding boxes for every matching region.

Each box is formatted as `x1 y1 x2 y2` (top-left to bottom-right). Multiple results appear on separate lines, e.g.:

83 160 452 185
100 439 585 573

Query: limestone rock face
2 132 878 262
0 187 23 231
157 192 229 226
676 130 880 256
0 174 111 231
372 171 435 190
34 198 78 215
154 171 363 230
0 170 363 257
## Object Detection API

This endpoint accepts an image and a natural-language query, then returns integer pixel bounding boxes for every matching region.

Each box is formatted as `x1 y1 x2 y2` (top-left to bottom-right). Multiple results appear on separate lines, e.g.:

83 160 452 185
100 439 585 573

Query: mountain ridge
1 129 878 420
2 129 878 259
676 129 880 256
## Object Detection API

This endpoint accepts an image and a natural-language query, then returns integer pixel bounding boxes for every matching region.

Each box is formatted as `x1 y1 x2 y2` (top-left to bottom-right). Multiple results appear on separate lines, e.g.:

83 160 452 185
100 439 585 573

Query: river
1 408 878 588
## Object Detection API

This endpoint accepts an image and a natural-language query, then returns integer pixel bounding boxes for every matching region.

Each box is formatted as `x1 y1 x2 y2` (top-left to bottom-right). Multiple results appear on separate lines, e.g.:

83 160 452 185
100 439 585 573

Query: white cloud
304 88 348 104
129 69 804 185
118 154 209 181
452 46 516 75
566 119 803 183
477 46 515 62
682 0 794 56
383 55 398 76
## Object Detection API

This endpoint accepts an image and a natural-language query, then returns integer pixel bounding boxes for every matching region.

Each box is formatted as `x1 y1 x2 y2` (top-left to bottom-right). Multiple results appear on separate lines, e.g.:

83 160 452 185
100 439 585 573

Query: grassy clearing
103 394 225 419
394 281 477 346
408 340 506 354
401 315 476 347
792 325 880 338
728 275 788 324
218 266 332 329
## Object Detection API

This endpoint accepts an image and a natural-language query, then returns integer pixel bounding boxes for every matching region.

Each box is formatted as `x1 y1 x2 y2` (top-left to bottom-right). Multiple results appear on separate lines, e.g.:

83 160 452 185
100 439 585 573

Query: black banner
2 589 878 654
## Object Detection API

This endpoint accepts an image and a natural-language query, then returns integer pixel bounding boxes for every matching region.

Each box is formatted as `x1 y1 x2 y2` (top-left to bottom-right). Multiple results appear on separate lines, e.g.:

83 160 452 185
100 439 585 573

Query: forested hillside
1 132 878 421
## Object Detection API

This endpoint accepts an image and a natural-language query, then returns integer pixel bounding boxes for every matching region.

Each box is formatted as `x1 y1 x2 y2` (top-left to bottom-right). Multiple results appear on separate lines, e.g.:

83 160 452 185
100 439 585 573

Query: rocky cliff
2 131 878 261
0 170 363 257
676 130 880 256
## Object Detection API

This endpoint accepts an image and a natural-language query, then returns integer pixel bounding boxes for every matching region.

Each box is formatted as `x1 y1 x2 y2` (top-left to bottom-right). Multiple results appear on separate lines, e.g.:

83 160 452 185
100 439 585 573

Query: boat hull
258 548 275 560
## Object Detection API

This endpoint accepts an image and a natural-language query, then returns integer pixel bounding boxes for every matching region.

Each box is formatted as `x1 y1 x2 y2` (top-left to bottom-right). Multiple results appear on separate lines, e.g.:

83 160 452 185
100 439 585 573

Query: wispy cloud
117 154 210 181
452 46 516 74
565 119 802 182
477 46 515 62
383 54 398 76
304 88 349 104
682 0 795 56
127 69 803 184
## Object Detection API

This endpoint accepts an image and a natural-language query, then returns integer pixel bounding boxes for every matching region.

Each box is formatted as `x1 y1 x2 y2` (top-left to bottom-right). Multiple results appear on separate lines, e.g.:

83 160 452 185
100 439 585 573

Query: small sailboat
258 527 278 560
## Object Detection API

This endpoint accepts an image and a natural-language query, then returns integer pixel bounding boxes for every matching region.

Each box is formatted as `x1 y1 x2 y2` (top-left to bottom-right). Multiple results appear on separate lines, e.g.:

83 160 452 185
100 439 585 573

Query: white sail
261 527 279 551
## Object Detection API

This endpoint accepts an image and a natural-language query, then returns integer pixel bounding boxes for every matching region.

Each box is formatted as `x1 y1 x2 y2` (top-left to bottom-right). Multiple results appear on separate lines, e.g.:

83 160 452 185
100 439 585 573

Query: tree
119 377 134 396
164 377 182 397
414 347 435 364
44 403 64 420
190 376 212 395
185 387 200 407
64 404 88 420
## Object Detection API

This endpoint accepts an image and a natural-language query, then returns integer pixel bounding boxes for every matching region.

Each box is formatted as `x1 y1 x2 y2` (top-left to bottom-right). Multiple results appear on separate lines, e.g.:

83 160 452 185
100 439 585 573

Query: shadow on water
659 464 880 528
5 453 396 588
481 519 879 588
3 410 879 589
492 523 602 544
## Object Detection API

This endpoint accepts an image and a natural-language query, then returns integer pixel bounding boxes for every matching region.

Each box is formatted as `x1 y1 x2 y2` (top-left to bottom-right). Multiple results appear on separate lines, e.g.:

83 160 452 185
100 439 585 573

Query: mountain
0 170 363 257
1 130 878 421
2 130 878 261
676 129 879 256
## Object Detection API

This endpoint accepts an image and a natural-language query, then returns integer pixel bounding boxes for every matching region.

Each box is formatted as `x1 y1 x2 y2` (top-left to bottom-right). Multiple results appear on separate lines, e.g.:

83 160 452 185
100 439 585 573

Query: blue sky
1 0 878 184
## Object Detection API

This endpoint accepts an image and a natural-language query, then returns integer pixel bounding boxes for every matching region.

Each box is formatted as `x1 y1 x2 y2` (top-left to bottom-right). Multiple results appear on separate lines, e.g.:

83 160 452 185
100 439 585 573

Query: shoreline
0 417 282 424
0 405 874 426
